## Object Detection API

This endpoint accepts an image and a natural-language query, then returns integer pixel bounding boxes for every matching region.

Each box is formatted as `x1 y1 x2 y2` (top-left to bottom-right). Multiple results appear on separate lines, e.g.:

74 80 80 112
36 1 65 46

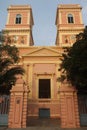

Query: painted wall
19 46 62 118
4 4 84 123
55 4 84 46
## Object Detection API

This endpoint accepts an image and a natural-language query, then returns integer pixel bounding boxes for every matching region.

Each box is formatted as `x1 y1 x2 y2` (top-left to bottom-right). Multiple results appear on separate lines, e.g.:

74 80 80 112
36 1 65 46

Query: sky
0 0 87 46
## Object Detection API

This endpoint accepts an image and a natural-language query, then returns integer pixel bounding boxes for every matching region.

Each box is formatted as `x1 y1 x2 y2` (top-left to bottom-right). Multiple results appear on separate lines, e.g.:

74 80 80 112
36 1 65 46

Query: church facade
2 4 86 128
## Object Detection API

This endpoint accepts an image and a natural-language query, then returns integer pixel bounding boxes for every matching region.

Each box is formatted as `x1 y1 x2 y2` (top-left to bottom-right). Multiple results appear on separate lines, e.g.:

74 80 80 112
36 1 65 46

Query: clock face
71 35 76 43
14 36 18 40
13 35 18 43
71 35 76 40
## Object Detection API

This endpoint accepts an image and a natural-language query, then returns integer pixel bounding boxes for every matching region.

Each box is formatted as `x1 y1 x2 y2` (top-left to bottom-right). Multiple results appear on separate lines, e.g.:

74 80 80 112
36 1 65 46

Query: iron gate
78 94 87 126
0 95 10 126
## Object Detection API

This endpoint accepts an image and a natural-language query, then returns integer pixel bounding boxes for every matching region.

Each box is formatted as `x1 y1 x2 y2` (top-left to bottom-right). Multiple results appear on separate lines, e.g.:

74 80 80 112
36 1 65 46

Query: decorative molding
34 72 55 75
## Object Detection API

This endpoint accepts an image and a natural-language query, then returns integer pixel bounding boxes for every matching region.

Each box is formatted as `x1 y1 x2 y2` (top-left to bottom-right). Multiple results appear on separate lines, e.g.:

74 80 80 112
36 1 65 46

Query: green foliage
0 58 24 94
0 43 24 95
0 44 19 63
59 27 87 91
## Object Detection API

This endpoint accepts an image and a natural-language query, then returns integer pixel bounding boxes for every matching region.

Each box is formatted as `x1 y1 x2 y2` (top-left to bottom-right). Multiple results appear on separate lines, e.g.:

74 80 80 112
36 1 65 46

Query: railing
0 95 10 114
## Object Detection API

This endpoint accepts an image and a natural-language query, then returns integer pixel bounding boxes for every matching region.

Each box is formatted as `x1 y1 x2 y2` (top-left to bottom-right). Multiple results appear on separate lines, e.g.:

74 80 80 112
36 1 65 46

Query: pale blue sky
0 0 87 46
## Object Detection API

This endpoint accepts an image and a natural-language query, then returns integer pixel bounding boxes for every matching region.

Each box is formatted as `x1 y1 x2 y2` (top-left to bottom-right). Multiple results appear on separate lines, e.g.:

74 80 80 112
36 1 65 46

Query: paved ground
0 118 87 130
0 126 87 130
0 127 87 130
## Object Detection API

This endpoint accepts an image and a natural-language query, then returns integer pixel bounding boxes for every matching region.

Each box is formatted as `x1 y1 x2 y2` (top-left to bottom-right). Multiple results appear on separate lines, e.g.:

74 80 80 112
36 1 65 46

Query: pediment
22 47 62 57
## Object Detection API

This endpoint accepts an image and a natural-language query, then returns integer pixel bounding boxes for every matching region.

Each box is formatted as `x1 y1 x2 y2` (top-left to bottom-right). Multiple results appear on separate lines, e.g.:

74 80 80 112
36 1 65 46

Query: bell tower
55 4 84 46
4 5 34 46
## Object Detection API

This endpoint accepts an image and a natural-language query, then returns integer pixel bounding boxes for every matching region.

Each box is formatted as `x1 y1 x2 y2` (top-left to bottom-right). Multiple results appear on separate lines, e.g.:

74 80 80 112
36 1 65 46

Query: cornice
58 28 84 32
58 4 82 10
7 5 32 11
3 29 31 32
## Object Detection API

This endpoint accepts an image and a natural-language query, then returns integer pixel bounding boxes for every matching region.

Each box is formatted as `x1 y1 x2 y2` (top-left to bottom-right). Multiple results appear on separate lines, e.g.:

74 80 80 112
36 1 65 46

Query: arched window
15 14 21 24
68 14 74 23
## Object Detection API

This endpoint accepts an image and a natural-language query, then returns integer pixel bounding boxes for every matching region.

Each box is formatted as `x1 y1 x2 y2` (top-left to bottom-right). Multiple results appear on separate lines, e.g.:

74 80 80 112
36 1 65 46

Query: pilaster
8 75 29 128
60 81 80 128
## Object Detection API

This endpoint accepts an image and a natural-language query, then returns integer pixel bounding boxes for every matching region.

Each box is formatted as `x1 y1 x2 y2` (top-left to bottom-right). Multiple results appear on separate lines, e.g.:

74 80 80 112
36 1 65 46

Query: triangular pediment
22 47 62 57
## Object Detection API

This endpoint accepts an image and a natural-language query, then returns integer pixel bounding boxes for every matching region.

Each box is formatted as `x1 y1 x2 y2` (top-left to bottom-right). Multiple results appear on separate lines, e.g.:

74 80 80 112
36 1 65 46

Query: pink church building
0 4 87 128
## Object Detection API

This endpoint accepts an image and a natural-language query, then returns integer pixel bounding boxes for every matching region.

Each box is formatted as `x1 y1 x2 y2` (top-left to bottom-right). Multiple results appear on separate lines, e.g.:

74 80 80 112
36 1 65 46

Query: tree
59 27 87 91
0 33 25 94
